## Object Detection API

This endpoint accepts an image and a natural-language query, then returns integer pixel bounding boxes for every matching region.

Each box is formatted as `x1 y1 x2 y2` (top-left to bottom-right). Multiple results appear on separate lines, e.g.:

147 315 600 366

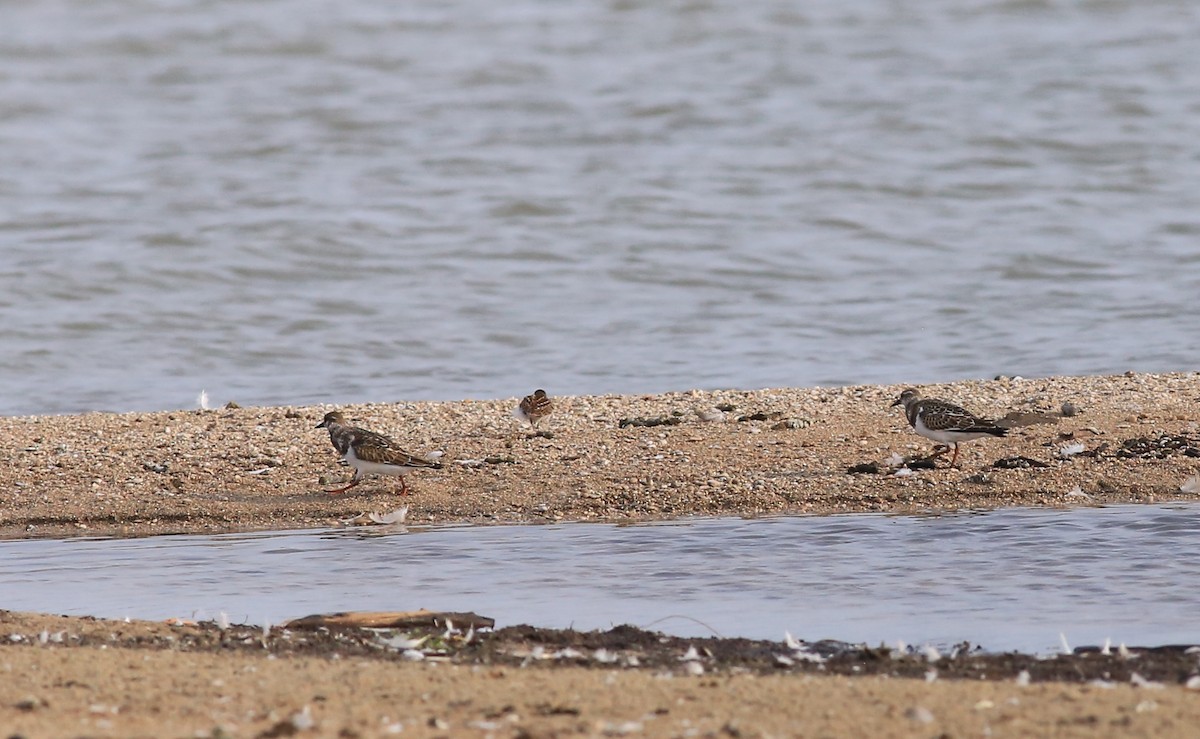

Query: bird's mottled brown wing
351 428 443 468
347 425 398 450
520 392 553 420
918 399 1006 435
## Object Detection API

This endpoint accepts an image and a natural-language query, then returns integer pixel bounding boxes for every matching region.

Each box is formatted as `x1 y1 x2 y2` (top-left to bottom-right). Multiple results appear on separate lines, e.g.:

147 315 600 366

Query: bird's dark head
533 389 547 399
891 388 920 408
316 410 345 429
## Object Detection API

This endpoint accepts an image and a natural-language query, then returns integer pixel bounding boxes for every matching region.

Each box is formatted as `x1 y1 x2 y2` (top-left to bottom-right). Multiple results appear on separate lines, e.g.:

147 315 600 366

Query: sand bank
2 372 1198 539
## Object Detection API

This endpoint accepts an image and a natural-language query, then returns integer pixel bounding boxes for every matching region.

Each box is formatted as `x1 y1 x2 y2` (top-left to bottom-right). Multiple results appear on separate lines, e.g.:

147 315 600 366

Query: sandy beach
2 608 1199 738
3 373 1200 736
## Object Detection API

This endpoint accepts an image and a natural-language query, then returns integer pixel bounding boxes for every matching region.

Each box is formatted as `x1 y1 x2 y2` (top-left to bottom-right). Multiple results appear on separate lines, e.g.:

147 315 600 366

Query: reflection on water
2 503 1198 653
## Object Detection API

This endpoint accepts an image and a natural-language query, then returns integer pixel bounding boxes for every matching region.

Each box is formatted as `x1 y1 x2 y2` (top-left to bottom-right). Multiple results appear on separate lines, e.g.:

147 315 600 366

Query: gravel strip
3 372 1199 539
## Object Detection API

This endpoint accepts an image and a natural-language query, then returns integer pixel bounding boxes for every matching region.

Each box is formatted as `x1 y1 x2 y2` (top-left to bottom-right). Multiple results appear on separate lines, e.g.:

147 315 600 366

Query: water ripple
1 0 1199 413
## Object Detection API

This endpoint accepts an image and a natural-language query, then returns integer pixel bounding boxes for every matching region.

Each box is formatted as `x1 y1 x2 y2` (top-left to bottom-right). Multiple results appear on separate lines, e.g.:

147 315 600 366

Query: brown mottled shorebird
891 388 1007 467
316 411 442 495
513 389 553 429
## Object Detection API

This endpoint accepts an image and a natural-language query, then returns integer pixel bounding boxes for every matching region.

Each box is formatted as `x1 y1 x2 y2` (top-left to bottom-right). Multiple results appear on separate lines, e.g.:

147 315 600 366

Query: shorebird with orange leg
891 388 1008 468
316 410 442 495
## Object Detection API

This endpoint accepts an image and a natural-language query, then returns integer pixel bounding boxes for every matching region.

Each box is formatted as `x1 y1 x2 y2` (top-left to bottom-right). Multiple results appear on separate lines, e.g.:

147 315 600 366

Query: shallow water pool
2 503 1198 653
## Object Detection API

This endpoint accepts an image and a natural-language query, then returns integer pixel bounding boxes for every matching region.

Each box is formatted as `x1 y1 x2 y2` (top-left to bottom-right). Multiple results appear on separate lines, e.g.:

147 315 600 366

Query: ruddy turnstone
891 388 1008 467
513 389 553 429
316 411 442 495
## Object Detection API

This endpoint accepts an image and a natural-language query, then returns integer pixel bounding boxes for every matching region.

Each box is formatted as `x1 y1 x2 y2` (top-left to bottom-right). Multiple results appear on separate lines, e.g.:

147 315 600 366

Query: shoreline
2 610 1198 737
3 372 1198 539
5 373 1200 736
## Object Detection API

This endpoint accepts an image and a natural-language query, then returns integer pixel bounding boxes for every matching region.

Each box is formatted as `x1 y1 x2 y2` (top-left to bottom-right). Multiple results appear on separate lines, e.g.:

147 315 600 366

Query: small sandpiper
513 389 553 430
316 411 442 495
891 388 1008 467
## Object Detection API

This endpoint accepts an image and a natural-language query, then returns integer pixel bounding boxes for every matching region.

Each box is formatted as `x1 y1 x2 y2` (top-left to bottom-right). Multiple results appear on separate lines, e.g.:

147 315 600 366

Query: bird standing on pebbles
891 389 1007 468
316 411 442 495
513 389 553 430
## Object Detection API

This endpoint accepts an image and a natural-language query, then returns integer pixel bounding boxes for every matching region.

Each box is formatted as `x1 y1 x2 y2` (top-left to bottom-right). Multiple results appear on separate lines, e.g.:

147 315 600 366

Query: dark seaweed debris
618 416 682 428
993 456 1051 469
847 456 939 474
1116 433 1200 460
847 462 882 474
736 411 784 422
5 613 1197 686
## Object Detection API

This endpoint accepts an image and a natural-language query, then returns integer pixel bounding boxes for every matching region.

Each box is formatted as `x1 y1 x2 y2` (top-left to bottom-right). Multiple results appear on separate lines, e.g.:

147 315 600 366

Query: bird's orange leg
325 475 362 495
948 444 961 468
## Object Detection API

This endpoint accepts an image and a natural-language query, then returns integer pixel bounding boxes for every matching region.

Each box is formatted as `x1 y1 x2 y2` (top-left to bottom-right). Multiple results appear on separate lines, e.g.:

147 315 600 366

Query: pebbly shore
2 372 1198 539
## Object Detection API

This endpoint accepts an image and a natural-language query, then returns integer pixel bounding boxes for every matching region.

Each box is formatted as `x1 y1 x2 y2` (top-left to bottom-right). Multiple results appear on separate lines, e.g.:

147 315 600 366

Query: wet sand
2 610 1199 738
3 373 1200 736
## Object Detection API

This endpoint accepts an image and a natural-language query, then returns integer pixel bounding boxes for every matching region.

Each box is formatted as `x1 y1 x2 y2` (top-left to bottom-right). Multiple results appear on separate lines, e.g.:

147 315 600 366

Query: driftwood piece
283 609 495 631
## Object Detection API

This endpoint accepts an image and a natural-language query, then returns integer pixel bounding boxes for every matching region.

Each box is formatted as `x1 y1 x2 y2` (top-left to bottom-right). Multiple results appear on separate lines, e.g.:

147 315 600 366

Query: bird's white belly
346 447 408 477
914 417 990 444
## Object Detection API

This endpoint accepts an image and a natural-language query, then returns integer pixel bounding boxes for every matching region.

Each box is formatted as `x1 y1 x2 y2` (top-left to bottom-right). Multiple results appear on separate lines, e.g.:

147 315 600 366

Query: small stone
905 706 934 724
15 695 45 711
772 418 813 430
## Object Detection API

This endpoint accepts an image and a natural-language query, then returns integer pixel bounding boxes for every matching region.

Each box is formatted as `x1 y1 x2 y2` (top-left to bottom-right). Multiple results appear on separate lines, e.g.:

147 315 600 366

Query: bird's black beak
315 420 326 429
890 398 902 407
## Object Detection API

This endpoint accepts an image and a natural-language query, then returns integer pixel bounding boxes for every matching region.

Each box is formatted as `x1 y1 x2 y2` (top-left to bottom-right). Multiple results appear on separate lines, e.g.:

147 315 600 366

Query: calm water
2 504 1198 653
2 1 1199 416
